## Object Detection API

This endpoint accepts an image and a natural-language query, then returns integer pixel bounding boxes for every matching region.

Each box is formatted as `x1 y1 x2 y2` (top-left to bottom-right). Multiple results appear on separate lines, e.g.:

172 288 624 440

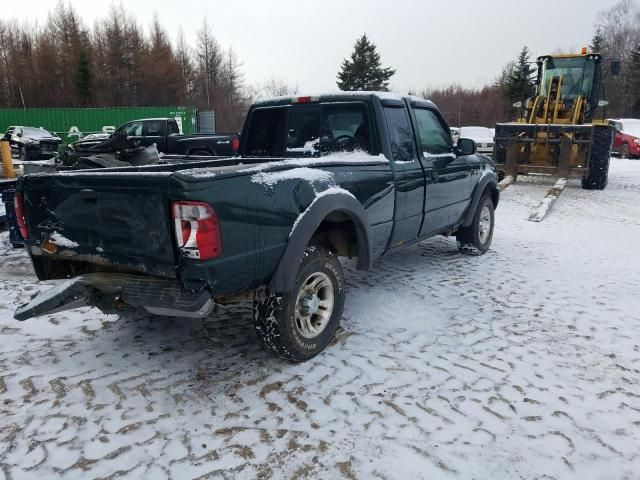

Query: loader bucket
494 123 594 179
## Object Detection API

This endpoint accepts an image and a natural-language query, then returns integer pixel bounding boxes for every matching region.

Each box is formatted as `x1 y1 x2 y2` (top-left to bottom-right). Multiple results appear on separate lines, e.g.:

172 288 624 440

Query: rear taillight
231 137 239 153
172 201 221 260
14 192 28 239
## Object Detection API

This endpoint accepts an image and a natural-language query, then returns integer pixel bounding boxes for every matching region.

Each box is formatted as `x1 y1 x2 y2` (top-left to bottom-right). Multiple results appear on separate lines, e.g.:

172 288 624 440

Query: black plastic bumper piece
14 273 213 321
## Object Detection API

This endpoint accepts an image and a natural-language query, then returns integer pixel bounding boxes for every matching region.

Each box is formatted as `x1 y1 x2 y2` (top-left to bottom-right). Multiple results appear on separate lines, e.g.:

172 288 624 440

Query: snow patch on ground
1 159 639 479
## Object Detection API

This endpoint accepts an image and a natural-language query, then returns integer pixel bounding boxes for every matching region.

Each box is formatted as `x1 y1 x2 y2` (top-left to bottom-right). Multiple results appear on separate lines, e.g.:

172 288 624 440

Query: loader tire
253 245 345 362
582 125 613 190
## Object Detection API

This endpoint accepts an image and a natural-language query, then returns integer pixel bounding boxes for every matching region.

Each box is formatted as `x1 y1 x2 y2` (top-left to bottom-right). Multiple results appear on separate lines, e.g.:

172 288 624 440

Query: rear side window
287 110 321 150
168 121 180 135
145 121 164 136
244 108 287 157
322 104 371 154
414 108 452 155
383 106 417 163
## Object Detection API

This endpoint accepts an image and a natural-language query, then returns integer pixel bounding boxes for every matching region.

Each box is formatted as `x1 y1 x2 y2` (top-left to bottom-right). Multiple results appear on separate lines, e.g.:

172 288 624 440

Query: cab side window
145 121 164 136
119 121 143 136
414 108 452 155
168 121 180 135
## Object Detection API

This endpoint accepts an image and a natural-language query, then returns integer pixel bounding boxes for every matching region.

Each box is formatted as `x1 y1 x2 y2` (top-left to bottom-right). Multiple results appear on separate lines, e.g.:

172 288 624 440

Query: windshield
22 127 53 138
539 56 596 100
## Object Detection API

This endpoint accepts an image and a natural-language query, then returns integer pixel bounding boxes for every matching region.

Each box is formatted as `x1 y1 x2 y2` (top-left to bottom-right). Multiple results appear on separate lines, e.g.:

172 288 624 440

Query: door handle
79 189 97 201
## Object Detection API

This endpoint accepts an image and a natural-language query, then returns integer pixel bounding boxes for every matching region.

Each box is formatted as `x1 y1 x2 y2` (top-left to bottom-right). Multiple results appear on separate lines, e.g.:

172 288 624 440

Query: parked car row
3 118 240 167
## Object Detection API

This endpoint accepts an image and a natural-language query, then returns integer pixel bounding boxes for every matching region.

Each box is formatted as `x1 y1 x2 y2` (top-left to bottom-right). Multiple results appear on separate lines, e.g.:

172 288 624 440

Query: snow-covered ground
1 159 640 479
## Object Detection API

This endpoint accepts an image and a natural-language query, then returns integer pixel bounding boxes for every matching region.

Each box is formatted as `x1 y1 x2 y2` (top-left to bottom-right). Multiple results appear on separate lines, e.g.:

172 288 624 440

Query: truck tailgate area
21 172 177 278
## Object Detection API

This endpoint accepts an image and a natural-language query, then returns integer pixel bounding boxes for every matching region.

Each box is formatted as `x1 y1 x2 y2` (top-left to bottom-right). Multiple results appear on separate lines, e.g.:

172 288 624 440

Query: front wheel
456 194 495 255
253 245 345 362
620 143 630 159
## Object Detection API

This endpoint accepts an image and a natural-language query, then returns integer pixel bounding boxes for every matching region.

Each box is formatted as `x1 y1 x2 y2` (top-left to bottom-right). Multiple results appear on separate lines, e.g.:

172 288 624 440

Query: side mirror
611 60 621 76
456 138 476 156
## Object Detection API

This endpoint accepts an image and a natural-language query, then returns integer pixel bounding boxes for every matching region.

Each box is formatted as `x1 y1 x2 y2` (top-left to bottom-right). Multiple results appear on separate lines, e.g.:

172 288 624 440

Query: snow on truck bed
1 159 640 479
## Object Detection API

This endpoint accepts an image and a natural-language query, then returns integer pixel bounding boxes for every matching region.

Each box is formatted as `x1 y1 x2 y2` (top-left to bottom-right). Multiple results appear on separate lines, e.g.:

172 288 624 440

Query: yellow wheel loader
494 51 620 219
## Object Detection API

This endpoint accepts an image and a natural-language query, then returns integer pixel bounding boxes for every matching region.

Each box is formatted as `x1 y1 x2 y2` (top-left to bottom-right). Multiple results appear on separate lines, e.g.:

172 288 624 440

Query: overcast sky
8 0 620 93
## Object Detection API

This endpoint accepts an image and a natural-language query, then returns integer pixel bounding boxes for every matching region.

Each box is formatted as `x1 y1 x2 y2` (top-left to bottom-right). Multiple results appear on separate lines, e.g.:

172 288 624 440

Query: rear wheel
191 149 213 156
456 194 494 255
253 245 345 362
582 126 613 190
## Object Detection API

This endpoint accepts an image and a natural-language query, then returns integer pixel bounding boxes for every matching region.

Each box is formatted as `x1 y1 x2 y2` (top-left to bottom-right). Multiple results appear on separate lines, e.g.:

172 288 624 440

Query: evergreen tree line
2 1 640 133
0 2 250 130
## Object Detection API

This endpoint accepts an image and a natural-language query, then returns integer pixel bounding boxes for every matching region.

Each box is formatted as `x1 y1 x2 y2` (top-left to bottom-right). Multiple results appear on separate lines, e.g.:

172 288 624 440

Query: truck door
382 101 426 245
411 106 474 235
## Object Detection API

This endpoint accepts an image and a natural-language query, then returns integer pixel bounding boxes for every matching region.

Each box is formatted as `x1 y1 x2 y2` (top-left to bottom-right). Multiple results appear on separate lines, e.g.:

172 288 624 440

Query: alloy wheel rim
478 206 492 244
294 272 335 339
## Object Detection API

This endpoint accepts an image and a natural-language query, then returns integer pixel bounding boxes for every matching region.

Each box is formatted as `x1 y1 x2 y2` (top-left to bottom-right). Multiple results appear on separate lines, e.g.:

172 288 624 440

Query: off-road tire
582 126 613 190
456 194 494 255
253 245 345 362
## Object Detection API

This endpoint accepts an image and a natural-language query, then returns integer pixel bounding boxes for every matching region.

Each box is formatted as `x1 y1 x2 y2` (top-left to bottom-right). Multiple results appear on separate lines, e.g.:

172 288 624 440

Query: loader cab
537 55 600 101
530 54 602 124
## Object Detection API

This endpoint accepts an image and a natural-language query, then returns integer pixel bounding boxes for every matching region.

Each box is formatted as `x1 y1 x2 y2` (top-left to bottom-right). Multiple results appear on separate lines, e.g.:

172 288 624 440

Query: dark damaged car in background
3 126 63 161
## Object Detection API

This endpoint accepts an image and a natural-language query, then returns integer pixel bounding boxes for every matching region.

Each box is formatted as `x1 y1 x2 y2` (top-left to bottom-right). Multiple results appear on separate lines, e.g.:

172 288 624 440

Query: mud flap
14 277 101 321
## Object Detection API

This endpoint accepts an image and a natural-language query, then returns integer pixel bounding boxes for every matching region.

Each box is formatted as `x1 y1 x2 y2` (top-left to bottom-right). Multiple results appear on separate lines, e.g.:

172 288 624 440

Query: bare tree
594 0 640 116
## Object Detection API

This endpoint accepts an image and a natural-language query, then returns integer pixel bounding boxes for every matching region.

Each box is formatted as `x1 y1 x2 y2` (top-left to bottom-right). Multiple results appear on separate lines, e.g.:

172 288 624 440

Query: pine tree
498 46 534 105
590 27 606 54
75 49 91 106
629 40 640 114
337 34 395 91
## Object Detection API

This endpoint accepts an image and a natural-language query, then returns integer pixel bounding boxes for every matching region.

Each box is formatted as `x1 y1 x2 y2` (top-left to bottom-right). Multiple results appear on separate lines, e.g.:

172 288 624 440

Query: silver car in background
459 126 494 157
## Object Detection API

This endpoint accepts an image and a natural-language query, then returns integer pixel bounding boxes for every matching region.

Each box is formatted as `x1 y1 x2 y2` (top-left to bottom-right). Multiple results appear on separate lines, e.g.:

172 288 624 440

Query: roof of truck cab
252 92 437 109
123 118 174 122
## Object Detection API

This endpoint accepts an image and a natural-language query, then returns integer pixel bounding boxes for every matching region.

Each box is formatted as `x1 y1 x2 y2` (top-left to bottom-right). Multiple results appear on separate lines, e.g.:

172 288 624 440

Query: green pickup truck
14 92 499 362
